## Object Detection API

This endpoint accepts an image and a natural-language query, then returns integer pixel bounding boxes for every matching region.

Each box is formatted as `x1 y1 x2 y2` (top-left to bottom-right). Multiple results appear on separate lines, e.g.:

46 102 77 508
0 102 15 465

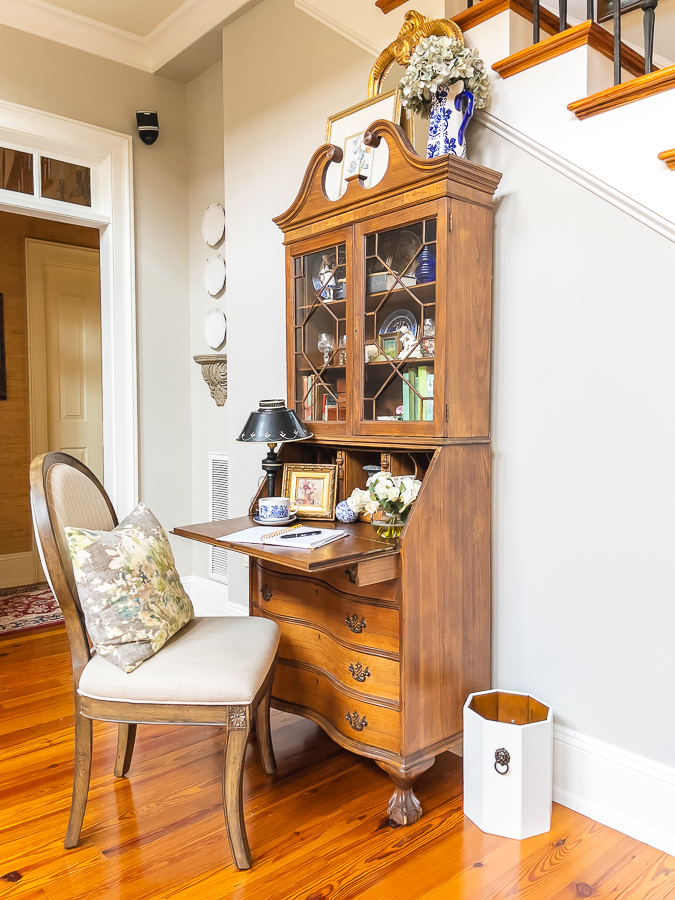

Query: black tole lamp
237 399 312 498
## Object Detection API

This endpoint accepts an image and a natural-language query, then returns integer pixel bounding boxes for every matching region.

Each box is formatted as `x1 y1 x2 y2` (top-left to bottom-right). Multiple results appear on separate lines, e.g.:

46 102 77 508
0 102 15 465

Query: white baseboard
0 551 36 589
182 575 248 618
553 724 675 855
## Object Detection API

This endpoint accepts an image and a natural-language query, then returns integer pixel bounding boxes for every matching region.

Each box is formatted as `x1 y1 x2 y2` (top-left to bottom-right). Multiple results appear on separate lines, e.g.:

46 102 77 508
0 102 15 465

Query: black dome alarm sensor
136 111 159 145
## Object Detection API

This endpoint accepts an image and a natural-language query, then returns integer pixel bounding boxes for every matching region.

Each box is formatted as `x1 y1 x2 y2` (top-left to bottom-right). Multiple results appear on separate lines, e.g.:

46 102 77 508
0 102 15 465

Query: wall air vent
209 453 228 584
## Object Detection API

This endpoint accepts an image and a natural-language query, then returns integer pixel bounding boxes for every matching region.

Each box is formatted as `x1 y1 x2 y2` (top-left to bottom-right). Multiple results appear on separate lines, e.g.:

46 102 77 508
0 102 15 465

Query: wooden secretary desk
175 121 501 824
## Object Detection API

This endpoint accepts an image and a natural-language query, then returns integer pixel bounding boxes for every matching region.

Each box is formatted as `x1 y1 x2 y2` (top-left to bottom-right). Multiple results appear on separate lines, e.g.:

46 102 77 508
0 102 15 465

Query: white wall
186 61 227 592
0 24 193 571
222 0 375 605
470 122 675 769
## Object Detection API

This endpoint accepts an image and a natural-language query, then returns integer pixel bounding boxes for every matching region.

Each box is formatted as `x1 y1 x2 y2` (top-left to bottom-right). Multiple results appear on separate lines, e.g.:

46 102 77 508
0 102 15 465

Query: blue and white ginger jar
336 500 359 524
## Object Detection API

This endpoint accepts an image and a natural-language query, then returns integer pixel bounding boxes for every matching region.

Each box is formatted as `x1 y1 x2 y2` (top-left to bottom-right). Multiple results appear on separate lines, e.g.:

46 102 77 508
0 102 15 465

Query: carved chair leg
64 707 93 848
254 682 276 776
223 713 252 870
376 757 435 826
113 723 137 778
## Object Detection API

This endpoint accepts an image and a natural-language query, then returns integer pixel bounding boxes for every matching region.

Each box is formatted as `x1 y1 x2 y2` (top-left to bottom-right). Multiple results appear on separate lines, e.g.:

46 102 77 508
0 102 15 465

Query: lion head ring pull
494 748 510 775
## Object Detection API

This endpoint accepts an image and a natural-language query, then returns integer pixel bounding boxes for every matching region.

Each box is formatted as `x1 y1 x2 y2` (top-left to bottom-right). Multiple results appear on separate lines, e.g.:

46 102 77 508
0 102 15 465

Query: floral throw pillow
65 502 194 673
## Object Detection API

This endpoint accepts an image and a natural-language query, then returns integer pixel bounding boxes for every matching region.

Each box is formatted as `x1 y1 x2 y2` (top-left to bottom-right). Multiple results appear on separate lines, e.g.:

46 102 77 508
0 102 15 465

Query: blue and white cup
258 496 298 522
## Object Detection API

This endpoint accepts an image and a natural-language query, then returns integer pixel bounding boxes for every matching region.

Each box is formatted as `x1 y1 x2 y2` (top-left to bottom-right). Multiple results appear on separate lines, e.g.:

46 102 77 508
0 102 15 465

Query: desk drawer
254 612 399 704
272 660 400 755
252 562 399 655
259 558 398 603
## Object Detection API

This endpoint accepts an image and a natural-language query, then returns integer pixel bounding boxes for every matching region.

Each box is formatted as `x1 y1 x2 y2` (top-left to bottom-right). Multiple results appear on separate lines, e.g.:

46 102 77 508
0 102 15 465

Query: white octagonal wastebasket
463 689 553 840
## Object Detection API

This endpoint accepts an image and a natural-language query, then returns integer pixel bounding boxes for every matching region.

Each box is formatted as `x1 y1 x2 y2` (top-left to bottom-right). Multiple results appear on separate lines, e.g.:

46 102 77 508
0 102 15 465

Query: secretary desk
175 121 501 824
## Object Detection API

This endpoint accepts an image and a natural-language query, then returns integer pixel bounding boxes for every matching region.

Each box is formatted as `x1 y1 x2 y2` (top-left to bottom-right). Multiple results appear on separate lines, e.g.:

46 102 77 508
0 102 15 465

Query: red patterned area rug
0 583 63 635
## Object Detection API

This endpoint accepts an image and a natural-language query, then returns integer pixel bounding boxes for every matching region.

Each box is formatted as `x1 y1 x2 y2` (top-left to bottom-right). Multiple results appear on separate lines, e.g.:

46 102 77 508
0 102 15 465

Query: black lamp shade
237 399 312 444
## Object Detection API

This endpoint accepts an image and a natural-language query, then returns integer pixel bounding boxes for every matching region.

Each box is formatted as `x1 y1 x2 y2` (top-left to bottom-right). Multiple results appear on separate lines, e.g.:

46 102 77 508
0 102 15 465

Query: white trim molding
0 552 37 589
0 98 138 517
554 724 675 855
476 111 675 244
0 0 262 73
183 575 247 618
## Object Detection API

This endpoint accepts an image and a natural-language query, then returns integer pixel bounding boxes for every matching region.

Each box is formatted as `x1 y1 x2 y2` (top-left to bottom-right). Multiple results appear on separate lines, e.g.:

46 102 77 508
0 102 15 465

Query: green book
402 371 411 421
415 367 426 421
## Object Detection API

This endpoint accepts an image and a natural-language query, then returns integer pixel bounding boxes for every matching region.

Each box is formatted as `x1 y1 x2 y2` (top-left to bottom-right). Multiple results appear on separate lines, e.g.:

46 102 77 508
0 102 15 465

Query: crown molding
0 0 259 73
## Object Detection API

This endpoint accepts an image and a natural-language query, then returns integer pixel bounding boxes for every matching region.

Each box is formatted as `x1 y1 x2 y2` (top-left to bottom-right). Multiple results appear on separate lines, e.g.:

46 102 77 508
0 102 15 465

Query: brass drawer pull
345 711 368 731
261 584 273 602
345 613 366 633
348 662 371 682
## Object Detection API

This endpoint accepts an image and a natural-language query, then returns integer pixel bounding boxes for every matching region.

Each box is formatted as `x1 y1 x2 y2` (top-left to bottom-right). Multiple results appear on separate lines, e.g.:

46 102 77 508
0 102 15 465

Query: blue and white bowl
336 500 359 524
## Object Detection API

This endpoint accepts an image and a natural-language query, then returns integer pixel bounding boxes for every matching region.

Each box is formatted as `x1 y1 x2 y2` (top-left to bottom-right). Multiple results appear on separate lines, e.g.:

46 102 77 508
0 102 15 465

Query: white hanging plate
204 254 226 295
202 203 225 246
204 308 227 349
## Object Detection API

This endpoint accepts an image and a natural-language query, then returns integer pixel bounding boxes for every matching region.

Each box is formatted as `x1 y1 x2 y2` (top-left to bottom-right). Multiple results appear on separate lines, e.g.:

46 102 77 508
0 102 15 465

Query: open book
217 525 347 550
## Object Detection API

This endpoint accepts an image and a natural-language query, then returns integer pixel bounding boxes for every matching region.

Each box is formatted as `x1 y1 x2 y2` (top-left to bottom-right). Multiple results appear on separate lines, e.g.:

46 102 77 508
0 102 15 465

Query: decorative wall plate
202 203 225 246
379 309 417 336
204 254 226 295
204 308 226 349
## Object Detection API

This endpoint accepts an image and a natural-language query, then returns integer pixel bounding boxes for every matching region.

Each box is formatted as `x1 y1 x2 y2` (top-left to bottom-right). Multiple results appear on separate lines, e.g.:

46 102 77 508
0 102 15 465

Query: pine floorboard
1 625 673 900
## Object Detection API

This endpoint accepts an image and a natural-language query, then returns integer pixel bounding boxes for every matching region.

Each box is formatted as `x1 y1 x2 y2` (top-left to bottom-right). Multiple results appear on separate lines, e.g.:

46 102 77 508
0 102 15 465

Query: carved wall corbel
194 354 227 406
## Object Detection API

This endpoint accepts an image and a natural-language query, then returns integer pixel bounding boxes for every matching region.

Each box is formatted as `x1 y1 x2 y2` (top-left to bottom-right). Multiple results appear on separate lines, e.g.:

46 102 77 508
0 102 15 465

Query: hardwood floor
1 626 673 899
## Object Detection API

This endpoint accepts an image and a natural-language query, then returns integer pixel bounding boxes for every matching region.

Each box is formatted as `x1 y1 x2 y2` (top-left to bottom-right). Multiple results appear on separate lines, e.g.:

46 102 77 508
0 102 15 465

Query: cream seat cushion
78 616 280 705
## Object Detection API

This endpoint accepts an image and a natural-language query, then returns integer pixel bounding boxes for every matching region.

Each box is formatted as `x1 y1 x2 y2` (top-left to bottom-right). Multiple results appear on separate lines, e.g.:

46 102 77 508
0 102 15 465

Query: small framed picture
324 90 402 202
282 464 338 520
379 331 402 360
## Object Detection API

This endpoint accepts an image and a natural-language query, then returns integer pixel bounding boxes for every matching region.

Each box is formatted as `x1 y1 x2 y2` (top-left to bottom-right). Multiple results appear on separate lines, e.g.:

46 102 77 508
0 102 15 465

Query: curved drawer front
273 661 400 755
254 612 399 704
260 558 397 604
252 564 399 655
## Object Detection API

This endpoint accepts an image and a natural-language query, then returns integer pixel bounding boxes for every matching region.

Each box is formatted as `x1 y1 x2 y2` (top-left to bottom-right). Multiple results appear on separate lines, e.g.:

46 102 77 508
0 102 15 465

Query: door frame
0 98 138 518
26 239 102 465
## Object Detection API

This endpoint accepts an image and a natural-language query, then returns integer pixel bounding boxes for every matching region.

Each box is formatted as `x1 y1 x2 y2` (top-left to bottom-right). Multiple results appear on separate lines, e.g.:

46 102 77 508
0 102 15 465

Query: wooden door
26 240 103 477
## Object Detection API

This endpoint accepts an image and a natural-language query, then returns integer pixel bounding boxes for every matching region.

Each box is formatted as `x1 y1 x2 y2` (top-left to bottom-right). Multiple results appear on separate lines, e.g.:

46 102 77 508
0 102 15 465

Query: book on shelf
402 371 412 421
424 371 434 420
400 366 434 422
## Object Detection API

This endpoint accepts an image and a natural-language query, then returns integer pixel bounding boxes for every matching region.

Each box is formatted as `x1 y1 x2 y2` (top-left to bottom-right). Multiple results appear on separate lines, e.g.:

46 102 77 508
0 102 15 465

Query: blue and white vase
426 81 475 160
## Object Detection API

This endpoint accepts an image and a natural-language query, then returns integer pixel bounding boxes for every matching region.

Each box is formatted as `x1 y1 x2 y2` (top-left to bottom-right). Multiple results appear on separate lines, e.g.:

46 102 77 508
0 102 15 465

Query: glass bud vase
426 81 475 159
371 509 405 541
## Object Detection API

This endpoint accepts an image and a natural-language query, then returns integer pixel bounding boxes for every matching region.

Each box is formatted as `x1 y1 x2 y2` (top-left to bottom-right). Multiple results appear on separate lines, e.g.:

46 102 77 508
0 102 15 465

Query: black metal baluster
613 0 622 85
467 0 474 7
559 0 568 30
533 0 540 42
642 0 658 74
587 0 594 21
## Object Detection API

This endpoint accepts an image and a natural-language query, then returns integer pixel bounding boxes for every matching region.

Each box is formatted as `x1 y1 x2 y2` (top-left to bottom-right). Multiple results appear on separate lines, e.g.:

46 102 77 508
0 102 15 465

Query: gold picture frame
324 91 402 202
282 464 338 520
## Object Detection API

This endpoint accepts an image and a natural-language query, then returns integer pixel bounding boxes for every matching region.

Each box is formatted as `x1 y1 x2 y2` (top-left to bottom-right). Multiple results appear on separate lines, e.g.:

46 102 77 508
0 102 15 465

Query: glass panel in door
362 218 436 423
292 242 347 423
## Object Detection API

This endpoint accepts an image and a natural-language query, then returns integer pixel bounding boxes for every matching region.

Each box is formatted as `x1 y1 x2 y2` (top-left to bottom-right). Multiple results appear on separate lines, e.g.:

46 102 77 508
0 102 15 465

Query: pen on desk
279 530 322 539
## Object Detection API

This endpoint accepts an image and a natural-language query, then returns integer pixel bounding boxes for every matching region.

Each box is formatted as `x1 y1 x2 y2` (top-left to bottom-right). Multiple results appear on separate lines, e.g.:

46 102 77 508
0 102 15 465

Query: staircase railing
528 0 658 82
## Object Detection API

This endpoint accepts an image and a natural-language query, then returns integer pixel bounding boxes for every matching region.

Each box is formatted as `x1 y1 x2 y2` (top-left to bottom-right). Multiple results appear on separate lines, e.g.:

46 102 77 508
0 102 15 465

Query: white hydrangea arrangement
347 471 422 521
398 36 490 117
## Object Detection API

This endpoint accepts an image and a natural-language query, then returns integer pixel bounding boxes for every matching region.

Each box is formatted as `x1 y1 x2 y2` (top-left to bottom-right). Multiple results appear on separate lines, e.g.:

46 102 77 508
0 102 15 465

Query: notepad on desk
217 525 347 550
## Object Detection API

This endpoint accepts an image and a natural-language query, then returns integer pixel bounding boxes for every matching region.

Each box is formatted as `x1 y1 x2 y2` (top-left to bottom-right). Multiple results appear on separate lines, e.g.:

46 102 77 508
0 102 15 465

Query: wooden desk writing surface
171 516 399 574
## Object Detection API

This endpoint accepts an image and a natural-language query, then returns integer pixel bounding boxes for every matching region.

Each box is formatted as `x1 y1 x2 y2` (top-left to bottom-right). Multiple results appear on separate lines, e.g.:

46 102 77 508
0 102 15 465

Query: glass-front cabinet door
354 202 446 436
289 231 351 433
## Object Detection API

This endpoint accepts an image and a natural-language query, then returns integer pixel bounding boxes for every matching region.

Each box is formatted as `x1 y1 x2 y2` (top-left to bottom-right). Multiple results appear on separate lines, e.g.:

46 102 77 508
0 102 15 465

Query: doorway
0 212 100 588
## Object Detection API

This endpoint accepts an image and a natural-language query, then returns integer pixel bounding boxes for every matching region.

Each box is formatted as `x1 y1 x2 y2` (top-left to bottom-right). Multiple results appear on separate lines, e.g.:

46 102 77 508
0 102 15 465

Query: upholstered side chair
30 451 280 870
